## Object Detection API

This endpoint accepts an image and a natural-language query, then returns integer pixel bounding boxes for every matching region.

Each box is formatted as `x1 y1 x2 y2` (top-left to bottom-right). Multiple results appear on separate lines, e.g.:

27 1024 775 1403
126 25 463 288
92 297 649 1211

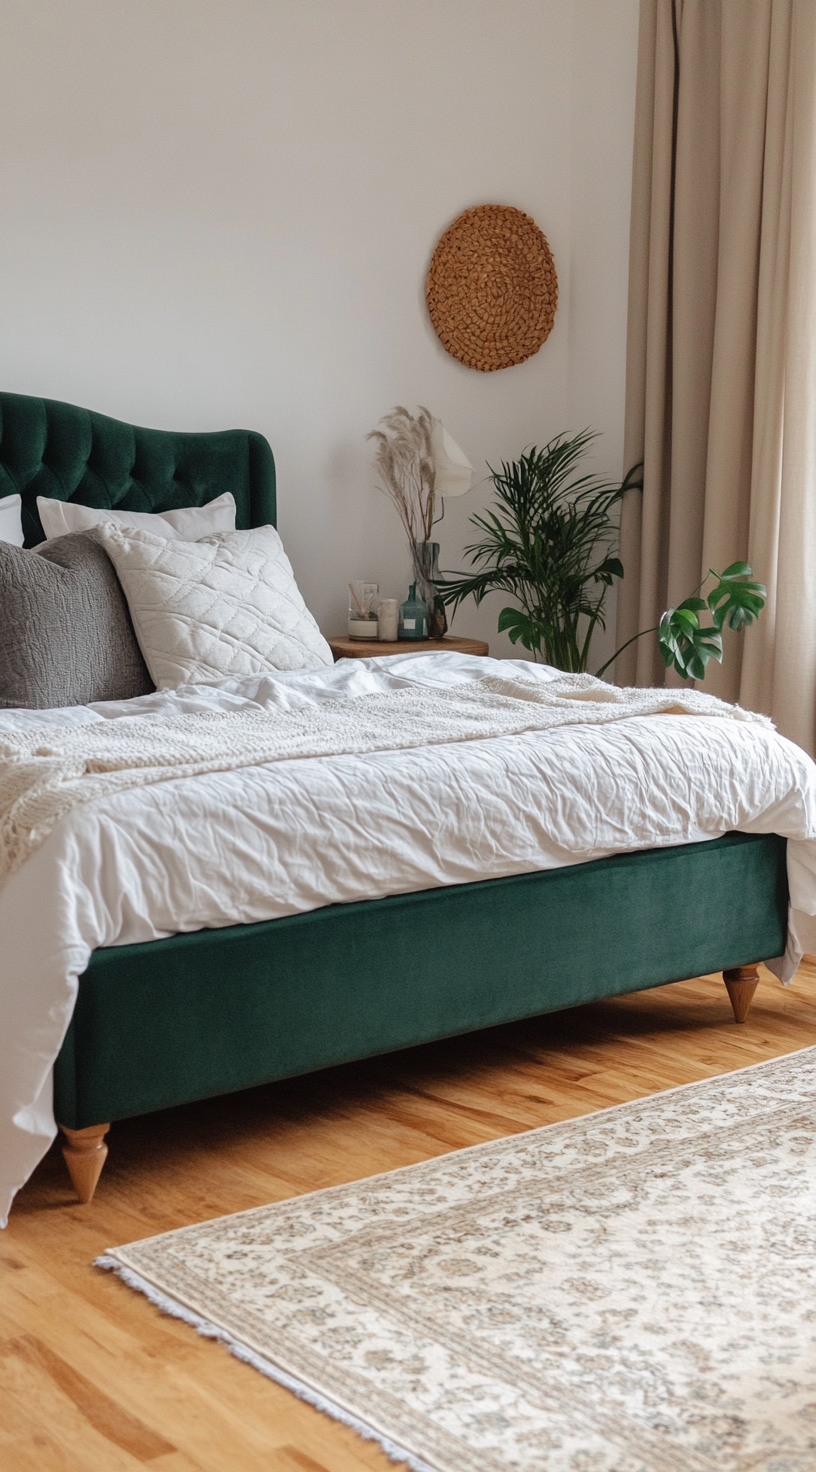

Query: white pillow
98 522 333 688
37 491 236 542
0 493 24 547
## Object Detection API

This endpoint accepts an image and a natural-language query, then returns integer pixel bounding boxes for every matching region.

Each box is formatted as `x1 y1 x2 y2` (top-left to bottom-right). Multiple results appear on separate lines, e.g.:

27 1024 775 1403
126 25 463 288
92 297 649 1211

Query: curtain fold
618 0 816 752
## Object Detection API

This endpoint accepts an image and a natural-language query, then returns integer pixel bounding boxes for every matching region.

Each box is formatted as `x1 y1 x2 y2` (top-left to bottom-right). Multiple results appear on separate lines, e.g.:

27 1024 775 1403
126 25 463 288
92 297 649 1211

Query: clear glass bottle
398 583 429 640
348 580 379 639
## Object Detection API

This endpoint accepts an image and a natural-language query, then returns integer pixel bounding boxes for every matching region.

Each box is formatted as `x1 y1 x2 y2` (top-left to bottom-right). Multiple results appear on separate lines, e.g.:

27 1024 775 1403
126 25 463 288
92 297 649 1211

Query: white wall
0 0 639 660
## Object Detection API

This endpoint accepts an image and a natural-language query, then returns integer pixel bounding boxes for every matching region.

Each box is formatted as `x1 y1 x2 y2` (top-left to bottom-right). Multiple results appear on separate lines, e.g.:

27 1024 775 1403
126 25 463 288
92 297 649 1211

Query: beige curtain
617 0 816 753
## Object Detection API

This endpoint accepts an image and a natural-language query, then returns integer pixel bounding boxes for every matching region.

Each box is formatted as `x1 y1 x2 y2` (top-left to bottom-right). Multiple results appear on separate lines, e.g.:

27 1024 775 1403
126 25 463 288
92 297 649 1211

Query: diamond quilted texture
99 523 333 688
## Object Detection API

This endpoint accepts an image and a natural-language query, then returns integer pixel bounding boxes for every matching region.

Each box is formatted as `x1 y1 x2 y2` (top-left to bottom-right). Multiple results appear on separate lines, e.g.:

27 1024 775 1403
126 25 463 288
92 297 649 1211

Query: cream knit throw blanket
0 674 770 883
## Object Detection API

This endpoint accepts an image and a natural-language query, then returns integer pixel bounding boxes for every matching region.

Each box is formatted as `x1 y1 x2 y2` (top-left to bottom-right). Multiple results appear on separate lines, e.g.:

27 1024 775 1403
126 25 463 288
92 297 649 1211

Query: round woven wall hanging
426 204 558 372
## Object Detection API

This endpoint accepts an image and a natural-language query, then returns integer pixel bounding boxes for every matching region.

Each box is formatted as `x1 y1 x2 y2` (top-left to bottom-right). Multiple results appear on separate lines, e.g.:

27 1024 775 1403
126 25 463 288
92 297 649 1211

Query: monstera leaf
706 562 766 632
657 566 767 681
658 601 722 681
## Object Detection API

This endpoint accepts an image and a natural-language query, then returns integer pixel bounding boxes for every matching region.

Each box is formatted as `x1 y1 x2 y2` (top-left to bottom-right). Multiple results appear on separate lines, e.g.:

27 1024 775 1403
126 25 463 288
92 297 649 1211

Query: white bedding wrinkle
0 672 769 883
2 651 816 1226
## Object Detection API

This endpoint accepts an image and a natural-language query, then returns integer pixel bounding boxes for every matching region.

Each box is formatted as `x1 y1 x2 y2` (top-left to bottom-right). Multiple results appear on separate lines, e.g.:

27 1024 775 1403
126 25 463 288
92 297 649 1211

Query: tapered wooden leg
61 1123 110 1204
722 965 760 1023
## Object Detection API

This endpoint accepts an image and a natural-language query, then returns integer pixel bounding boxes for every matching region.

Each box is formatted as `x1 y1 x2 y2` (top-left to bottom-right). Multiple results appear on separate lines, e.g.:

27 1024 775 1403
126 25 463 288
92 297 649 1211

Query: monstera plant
597 562 767 681
439 430 766 681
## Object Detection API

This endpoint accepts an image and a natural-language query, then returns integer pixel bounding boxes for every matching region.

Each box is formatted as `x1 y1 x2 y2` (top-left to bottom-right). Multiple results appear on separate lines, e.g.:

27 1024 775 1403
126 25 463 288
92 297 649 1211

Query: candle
377 599 399 640
349 616 378 639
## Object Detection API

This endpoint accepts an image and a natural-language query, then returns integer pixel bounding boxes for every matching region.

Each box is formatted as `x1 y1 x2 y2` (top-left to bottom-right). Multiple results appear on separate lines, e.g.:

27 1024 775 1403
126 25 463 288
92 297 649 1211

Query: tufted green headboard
0 392 276 547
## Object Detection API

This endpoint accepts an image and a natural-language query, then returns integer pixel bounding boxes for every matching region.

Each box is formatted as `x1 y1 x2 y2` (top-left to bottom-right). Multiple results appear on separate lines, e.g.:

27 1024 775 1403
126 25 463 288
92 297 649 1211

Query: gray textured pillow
0 531 154 709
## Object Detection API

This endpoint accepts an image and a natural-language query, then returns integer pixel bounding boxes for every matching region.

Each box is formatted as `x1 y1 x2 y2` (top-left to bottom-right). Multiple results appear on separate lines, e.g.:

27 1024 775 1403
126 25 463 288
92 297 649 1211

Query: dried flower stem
366 406 438 550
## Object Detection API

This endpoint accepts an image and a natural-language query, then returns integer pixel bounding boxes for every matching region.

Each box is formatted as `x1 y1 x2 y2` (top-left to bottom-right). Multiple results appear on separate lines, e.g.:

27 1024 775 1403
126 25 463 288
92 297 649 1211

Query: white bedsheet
3 651 816 1225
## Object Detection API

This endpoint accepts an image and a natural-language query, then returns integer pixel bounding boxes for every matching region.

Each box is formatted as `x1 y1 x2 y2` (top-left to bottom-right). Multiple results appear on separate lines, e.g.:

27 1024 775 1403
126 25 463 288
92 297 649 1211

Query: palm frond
439 432 641 671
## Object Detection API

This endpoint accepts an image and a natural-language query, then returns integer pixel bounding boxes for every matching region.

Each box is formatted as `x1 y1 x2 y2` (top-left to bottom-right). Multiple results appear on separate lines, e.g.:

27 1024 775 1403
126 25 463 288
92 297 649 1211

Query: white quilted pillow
98 523 333 688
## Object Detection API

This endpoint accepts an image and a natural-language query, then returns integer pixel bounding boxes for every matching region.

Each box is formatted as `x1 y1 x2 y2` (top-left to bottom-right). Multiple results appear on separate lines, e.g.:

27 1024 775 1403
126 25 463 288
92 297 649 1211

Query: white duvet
3 650 816 1226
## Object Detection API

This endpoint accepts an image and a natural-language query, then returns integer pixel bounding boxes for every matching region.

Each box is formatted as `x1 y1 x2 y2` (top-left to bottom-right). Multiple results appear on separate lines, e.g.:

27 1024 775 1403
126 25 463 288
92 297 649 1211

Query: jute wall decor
426 204 558 372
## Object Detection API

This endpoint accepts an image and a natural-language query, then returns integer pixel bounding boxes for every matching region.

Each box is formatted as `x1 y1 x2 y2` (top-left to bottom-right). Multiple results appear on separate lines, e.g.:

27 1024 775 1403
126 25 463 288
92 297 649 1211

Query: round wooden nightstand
329 634 489 661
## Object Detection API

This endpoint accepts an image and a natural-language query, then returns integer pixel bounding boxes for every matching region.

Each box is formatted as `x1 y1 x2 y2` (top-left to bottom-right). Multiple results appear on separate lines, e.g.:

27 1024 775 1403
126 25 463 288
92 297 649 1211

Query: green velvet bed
0 392 789 1204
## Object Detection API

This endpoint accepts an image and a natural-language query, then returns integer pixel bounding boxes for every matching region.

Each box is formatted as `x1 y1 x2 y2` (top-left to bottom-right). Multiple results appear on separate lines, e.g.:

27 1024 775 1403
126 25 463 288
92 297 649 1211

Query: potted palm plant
439 430 765 681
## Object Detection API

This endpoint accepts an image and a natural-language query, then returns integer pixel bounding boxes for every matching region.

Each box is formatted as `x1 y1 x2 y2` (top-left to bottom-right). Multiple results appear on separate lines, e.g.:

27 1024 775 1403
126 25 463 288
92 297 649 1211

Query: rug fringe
95 1254 439 1472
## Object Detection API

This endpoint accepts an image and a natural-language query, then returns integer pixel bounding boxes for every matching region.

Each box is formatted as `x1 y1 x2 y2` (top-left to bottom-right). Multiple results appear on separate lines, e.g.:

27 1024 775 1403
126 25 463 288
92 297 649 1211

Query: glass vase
411 541 448 639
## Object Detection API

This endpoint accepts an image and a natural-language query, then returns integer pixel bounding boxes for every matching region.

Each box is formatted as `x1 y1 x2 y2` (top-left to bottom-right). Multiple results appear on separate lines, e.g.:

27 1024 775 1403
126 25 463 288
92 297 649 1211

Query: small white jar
377 599 399 641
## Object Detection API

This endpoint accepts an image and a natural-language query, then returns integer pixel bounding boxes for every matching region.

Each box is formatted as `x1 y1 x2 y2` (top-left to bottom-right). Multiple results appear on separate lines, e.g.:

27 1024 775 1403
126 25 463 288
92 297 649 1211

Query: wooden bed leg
722 965 760 1024
61 1123 110 1204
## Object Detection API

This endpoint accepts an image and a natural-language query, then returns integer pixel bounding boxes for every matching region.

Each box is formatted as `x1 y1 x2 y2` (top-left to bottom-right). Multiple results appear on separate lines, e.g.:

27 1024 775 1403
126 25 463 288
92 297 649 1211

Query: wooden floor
2 961 814 1471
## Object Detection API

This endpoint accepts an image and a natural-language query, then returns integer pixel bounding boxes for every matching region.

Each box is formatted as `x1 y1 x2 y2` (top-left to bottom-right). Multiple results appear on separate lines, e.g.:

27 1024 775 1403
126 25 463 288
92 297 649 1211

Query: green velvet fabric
54 831 788 1130
0 392 276 545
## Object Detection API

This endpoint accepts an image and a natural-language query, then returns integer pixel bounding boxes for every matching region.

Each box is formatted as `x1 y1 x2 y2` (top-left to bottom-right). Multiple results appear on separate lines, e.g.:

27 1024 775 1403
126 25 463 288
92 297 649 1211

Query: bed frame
0 392 788 1205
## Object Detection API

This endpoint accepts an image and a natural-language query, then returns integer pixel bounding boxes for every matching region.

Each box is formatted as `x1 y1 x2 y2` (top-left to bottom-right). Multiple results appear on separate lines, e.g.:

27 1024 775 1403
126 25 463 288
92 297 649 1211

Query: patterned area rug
99 1049 816 1472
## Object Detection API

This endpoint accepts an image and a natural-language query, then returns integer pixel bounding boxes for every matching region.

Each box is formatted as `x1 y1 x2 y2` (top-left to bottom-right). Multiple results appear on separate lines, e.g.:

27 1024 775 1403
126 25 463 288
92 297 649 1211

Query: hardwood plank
4 961 813 1471
273 1453 335 1472
0 1336 149 1472
13 1333 176 1461
274 1449 351 1472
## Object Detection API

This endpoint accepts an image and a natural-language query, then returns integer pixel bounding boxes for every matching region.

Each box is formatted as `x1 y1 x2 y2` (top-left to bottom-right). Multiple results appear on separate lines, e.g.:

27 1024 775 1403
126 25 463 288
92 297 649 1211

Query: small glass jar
398 584 429 640
348 580 379 639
